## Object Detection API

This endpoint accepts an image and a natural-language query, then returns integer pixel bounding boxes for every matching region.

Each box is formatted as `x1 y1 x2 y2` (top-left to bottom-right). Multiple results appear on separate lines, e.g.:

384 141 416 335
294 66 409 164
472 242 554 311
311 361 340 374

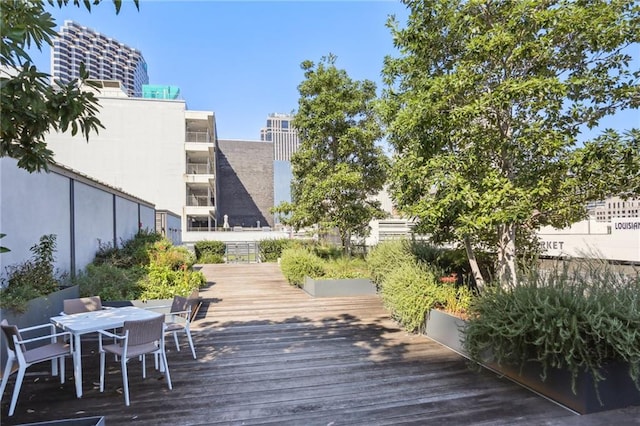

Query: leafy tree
381 0 639 289
0 0 138 172
275 54 389 252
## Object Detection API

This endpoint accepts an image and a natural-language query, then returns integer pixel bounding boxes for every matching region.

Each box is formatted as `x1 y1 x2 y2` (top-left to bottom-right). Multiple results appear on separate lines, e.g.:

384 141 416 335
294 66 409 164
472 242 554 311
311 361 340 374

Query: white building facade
45 83 216 244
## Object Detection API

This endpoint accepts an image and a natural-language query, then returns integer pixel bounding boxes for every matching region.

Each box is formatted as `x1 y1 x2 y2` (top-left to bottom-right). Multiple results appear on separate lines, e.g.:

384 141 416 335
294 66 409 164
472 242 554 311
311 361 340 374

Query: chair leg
173 331 180 351
99 352 106 392
8 365 26 416
0 356 15 397
59 356 66 384
185 328 196 359
160 351 172 390
141 354 146 379
121 357 130 406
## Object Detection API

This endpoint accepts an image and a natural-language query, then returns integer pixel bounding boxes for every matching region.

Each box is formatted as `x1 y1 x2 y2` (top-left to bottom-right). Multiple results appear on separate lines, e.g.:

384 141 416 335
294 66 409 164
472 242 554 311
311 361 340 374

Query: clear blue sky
30 0 637 142
31 0 410 140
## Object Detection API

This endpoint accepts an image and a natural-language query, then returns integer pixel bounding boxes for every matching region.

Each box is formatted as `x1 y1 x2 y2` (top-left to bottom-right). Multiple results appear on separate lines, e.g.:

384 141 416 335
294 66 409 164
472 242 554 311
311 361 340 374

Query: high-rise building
51 21 148 97
260 113 299 161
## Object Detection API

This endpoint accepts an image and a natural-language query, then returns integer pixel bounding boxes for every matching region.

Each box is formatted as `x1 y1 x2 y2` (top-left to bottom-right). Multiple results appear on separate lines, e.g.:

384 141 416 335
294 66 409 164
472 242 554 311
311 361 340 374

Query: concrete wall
45 96 187 227
217 139 274 228
156 210 182 245
538 219 640 263
0 158 155 279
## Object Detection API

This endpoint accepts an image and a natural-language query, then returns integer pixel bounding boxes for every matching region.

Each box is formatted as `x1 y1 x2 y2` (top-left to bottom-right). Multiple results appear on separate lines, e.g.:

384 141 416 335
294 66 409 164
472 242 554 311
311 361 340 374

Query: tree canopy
275 54 389 250
381 0 639 288
0 0 138 172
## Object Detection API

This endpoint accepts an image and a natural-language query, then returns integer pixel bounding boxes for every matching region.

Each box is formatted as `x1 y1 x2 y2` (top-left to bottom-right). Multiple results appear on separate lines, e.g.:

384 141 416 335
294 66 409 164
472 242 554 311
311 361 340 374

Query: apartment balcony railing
186 195 214 207
185 131 211 143
186 163 212 174
186 225 217 232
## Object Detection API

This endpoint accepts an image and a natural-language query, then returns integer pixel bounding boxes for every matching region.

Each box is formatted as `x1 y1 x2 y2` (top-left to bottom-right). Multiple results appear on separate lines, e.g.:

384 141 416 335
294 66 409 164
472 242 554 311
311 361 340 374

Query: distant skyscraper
51 21 148 97
260 113 299 161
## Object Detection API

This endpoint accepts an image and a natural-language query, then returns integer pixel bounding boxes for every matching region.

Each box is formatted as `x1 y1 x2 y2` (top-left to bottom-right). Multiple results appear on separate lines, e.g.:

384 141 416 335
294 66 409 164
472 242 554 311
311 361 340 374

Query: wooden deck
1 263 637 425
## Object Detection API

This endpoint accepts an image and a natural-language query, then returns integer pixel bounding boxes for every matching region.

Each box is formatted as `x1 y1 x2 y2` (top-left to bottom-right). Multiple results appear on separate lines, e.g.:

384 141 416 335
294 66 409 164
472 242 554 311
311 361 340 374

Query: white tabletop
50 306 162 334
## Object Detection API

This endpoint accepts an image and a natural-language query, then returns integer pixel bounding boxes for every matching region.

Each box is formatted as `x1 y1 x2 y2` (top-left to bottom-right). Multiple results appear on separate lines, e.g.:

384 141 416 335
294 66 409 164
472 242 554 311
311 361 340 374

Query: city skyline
30 1 409 141
52 20 149 97
28 1 638 143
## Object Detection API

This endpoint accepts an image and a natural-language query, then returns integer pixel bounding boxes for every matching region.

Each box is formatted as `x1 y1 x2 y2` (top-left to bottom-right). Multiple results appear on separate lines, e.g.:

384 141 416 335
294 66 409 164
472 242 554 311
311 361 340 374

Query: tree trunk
497 223 518 288
463 235 486 292
341 229 351 255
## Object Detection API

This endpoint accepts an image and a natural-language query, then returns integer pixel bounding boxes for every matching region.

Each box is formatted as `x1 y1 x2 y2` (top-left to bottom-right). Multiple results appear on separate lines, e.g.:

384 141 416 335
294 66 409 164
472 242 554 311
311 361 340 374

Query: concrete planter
0 285 80 366
102 298 174 310
424 309 468 356
19 416 106 426
423 308 640 414
303 276 376 297
483 357 640 414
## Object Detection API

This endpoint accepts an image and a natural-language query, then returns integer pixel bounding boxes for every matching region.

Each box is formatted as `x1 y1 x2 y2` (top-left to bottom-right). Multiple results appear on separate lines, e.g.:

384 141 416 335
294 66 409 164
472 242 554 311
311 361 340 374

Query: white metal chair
0 319 73 416
147 295 197 359
98 314 172 406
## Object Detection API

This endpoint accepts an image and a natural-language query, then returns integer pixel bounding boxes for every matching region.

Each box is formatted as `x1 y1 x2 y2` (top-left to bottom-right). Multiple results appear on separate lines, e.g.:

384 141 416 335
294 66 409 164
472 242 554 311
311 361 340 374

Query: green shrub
279 248 325 287
74 264 145 301
366 239 415 286
138 263 206 300
198 253 225 264
94 230 163 268
410 242 495 288
194 240 226 262
323 256 369 279
259 238 292 262
148 239 195 270
463 260 640 400
379 261 455 333
312 244 344 260
0 234 62 312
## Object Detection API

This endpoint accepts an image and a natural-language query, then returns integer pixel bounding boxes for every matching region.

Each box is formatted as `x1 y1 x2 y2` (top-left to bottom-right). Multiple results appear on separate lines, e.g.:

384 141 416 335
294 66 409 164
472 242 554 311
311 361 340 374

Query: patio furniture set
0 295 199 417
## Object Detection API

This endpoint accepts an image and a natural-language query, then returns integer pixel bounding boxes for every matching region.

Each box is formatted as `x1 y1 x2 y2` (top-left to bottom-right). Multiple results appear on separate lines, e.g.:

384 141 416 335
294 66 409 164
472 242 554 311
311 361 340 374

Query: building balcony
186 163 212 175
186 194 214 207
185 131 211 143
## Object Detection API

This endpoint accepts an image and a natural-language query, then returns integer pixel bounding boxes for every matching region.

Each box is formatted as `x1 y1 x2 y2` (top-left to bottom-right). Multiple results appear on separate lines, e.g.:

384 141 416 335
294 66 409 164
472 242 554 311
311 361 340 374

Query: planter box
19 416 106 426
424 309 468 356
303 276 376 297
0 285 79 367
483 357 640 414
423 308 640 414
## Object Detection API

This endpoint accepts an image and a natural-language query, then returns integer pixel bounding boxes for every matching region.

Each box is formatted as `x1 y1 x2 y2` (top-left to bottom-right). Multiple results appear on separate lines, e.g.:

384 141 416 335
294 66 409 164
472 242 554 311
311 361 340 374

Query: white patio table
50 306 163 398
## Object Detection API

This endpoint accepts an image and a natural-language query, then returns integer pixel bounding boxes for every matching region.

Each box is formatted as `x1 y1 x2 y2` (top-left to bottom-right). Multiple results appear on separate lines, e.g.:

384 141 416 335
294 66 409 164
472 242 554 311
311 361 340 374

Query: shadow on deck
1 263 637 425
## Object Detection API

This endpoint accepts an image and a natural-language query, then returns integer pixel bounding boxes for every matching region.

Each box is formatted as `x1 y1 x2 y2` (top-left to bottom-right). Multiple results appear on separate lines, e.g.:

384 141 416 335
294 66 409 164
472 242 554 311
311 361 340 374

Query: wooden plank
5 262 621 425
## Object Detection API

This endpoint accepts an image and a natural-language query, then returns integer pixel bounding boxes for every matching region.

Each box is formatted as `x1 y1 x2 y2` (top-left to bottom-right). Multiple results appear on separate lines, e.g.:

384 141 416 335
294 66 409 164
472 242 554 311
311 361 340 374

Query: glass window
282 120 289 129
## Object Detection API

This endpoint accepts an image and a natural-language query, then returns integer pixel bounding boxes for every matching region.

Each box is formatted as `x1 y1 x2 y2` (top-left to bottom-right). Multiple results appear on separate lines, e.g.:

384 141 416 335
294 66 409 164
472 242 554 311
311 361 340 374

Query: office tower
260 113 299 161
51 21 148 97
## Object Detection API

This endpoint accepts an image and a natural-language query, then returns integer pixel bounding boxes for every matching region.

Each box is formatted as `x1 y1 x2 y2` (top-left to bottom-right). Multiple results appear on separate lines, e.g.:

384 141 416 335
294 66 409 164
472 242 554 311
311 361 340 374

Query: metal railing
186 195 214 207
186 163 211 174
185 131 210 143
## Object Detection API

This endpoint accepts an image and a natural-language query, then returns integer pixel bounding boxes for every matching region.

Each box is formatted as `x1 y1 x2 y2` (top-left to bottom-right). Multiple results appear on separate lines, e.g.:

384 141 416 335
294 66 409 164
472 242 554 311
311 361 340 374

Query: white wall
140 205 156 232
538 219 640 263
1 158 71 274
46 96 187 221
115 196 140 245
0 158 155 280
73 182 114 271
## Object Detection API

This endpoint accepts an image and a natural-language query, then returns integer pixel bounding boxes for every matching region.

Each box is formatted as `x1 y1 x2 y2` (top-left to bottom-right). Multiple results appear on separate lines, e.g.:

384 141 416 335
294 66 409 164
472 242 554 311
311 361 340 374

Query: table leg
73 333 83 398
